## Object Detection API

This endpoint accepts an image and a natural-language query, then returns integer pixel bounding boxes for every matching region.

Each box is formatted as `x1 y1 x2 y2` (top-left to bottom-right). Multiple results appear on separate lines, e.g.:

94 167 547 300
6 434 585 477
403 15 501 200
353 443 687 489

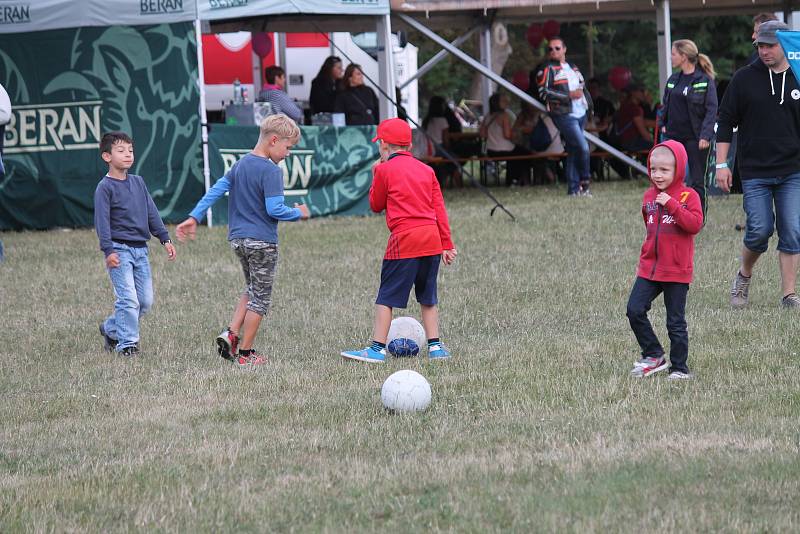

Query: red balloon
252 33 273 57
608 66 632 91
526 23 544 49
512 70 529 91
542 19 561 40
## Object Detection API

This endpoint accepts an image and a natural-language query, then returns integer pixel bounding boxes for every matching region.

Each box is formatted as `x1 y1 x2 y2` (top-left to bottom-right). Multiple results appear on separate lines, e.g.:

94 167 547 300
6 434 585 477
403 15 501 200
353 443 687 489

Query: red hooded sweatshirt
637 140 704 284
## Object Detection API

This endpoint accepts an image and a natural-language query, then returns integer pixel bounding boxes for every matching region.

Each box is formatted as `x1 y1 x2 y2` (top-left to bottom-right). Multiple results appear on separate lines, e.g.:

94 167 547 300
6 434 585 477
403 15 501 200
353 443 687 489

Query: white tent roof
391 0 788 25
0 0 389 34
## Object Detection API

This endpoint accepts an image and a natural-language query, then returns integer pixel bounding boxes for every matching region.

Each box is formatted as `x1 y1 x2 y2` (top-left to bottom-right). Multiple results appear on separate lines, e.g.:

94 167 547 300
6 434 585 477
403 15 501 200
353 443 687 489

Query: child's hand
442 248 457 265
105 252 120 269
295 203 310 220
176 217 197 242
164 241 177 260
655 192 671 206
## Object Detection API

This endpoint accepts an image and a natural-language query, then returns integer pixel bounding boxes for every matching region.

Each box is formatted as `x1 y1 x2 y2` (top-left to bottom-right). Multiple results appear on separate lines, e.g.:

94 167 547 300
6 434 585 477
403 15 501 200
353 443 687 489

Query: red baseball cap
372 118 412 145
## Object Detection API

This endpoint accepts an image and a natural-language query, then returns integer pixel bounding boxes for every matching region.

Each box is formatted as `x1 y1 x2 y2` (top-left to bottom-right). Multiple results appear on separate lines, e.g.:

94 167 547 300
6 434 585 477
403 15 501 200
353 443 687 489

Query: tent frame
396 12 649 175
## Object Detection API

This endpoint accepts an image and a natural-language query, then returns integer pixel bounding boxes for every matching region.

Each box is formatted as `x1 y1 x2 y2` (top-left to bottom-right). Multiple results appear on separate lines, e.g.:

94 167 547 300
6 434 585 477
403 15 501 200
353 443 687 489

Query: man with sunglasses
716 20 800 309
536 37 593 196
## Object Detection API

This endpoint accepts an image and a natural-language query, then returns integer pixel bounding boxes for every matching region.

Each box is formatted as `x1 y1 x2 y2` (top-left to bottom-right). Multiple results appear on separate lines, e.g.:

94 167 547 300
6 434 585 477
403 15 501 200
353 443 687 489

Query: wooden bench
421 152 566 186
421 149 650 186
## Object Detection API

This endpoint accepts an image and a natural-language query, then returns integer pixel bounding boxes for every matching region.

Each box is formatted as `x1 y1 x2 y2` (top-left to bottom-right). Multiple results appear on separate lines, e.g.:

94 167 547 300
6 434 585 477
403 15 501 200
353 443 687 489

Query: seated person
480 93 532 186
334 64 379 125
309 56 343 115
423 96 462 187
586 78 615 133
613 82 653 152
257 65 304 124
512 101 558 184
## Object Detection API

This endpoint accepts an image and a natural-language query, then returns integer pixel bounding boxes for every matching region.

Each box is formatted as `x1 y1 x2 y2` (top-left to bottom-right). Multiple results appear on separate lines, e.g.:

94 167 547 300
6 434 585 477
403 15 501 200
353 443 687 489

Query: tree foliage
411 14 755 116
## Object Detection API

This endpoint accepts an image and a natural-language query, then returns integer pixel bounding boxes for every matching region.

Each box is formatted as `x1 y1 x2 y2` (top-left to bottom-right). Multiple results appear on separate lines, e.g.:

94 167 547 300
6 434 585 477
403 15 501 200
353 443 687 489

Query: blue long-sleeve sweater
93 174 170 257
188 154 302 243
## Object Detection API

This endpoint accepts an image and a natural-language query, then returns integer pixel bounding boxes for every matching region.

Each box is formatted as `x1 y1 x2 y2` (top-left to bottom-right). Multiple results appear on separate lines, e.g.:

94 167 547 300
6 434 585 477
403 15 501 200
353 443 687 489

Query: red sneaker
216 329 239 361
236 350 267 367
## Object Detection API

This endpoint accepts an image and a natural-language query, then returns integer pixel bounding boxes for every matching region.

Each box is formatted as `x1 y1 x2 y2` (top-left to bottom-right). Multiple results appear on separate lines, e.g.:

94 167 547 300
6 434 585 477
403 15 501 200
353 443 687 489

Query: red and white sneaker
236 350 267 367
216 329 239 361
630 356 669 377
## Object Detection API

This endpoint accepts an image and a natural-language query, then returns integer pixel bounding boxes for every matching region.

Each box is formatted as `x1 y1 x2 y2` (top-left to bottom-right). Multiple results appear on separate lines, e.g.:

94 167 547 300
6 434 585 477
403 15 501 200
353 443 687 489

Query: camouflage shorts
230 238 279 316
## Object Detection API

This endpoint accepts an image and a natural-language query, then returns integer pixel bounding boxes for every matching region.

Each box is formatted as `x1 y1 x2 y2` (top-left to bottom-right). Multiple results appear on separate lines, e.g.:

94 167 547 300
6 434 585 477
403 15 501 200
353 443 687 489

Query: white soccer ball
381 370 432 413
387 316 426 357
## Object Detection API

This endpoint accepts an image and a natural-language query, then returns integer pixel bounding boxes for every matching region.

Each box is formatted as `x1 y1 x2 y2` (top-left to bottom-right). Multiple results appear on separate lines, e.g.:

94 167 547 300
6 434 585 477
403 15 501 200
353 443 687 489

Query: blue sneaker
341 347 386 363
428 343 451 360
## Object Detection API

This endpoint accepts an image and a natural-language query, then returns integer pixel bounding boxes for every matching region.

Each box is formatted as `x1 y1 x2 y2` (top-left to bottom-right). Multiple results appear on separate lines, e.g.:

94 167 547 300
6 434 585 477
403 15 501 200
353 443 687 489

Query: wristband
161 239 172 245
715 162 729 169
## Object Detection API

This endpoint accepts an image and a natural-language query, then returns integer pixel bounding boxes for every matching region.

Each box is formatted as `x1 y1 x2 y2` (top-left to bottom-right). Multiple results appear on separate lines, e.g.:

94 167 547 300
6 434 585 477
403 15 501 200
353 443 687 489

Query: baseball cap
755 20 790 45
372 118 412 145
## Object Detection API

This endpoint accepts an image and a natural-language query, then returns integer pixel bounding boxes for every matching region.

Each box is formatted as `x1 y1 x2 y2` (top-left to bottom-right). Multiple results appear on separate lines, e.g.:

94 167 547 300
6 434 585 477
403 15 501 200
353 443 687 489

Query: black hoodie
717 59 800 179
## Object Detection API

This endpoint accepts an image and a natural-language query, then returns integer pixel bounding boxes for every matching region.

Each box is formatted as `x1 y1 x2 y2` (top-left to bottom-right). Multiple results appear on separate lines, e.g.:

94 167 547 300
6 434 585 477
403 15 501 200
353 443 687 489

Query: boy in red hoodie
627 140 704 379
341 118 457 363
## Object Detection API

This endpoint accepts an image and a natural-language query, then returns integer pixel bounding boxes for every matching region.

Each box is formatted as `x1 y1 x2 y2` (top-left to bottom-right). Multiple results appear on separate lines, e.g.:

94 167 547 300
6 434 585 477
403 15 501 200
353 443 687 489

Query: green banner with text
0 22 203 230
205 124 378 225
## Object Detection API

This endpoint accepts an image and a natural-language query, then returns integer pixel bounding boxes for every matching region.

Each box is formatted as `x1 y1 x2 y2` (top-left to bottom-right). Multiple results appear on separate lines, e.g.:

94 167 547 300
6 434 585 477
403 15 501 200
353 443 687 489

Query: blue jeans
626 277 690 373
552 113 590 194
103 243 154 351
741 173 800 254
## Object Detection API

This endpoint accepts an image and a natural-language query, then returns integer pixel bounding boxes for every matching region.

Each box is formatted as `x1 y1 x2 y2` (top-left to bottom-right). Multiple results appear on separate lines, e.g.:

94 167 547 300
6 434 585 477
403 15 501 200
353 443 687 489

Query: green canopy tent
0 0 393 229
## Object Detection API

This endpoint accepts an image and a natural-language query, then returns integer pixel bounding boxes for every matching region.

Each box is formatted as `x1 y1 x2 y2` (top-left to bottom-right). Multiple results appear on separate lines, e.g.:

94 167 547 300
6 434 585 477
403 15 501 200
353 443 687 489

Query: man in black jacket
716 20 800 309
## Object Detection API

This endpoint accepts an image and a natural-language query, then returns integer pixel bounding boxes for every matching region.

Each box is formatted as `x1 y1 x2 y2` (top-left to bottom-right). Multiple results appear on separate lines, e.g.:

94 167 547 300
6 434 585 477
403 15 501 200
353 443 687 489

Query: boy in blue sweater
94 131 177 356
176 114 310 366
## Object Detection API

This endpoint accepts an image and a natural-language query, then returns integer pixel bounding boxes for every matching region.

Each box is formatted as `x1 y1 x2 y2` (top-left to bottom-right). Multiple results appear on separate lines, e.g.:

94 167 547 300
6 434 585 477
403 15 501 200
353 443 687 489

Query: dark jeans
626 277 690 373
551 113 590 194
487 146 532 186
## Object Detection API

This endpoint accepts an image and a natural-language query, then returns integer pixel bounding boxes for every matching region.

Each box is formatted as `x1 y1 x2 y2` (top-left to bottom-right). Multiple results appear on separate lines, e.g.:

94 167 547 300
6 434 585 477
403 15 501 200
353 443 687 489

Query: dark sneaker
99 323 117 352
782 293 800 309
236 350 267 367
630 356 668 377
667 371 694 380
216 328 239 361
119 345 140 357
730 271 751 309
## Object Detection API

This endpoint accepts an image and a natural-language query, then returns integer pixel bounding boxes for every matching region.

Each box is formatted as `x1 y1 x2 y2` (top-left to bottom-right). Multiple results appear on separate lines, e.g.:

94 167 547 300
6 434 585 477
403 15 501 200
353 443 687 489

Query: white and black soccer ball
381 370 432 413
387 316 426 357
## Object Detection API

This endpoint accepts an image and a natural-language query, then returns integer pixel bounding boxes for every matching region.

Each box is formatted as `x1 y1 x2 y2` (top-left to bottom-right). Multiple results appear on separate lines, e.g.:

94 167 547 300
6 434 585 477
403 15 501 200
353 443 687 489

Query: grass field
1 180 799 532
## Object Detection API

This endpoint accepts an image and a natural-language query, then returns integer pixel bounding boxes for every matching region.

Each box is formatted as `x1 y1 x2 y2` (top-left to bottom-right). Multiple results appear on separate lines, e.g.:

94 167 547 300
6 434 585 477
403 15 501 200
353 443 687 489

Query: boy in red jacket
341 118 457 363
627 140 704 379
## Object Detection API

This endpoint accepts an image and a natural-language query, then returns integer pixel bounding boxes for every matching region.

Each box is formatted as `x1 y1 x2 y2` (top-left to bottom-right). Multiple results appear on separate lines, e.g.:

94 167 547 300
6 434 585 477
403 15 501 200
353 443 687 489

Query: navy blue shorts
376 255 441 308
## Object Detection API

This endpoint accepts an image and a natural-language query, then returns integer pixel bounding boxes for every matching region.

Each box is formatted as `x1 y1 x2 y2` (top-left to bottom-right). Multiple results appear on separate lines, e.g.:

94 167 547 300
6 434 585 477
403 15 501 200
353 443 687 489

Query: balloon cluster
526 19 561 49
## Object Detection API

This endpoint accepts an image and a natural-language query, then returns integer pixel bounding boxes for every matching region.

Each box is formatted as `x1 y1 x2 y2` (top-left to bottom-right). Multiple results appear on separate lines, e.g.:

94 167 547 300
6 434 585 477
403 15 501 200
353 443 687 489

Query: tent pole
479 24 493 115
376 14 397 119
656 0 672 95
194 18 213 228
396 13 647 176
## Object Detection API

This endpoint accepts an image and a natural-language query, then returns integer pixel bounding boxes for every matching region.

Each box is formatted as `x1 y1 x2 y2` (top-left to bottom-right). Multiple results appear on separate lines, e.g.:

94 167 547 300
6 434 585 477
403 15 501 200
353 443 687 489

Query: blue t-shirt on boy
190 153 301 243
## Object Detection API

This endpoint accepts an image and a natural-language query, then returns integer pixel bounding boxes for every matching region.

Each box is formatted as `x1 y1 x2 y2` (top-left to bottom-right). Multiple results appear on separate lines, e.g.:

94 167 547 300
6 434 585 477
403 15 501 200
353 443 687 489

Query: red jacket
370 151 454 259
637 140 704 283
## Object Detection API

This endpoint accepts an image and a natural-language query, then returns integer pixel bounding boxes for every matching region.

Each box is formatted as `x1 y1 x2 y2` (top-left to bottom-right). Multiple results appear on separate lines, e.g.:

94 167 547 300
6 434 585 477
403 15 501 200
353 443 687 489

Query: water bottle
233 78 242 104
